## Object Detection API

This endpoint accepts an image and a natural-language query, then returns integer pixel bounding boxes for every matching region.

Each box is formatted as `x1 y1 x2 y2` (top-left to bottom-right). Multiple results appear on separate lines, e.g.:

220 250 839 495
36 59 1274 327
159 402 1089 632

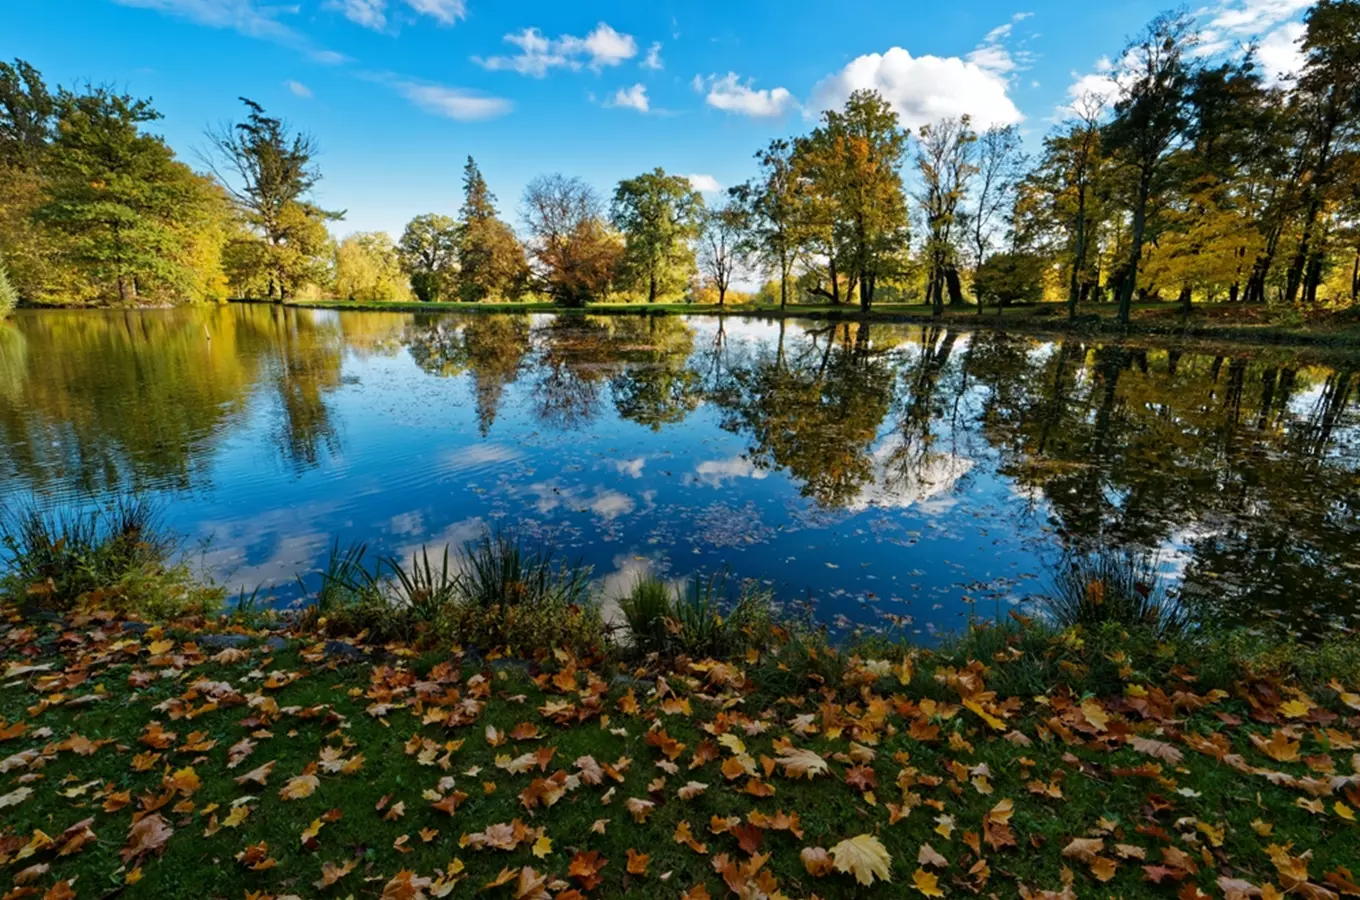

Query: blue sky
5 0 1312 238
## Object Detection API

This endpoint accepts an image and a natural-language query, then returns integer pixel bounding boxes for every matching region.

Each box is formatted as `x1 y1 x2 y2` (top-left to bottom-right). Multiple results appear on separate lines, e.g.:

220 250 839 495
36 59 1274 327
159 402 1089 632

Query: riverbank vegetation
2 500 1359 899
5 1 1360 320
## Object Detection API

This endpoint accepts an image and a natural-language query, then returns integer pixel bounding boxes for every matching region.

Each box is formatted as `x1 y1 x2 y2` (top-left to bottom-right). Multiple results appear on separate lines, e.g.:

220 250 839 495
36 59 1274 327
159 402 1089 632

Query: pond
2 305 1358 638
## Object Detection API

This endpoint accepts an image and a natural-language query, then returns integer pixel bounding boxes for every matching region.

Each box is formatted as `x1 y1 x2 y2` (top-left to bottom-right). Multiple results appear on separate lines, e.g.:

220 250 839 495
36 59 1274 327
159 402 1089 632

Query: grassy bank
240 296 1360 350
2 503 1360 899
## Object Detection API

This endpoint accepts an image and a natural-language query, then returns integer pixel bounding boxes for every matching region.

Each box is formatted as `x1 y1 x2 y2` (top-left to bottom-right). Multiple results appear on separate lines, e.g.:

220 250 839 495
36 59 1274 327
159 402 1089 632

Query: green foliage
333 231 409 302
611 167 704 302
207 99 339 300
974 251 1045 311
398 213 458 302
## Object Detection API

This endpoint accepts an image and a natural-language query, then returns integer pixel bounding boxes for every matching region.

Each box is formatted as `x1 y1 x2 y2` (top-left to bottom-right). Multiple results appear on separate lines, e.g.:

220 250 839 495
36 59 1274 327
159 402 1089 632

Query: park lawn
3 608 1359 900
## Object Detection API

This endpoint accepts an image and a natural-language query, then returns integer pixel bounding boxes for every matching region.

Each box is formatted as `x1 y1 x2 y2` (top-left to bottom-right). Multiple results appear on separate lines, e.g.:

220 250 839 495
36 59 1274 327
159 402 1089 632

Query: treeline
3 0 1359 317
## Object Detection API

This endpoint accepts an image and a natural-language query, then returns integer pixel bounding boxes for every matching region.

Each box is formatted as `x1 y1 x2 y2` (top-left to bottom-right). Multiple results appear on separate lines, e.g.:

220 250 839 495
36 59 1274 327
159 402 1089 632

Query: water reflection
1 306 1356 635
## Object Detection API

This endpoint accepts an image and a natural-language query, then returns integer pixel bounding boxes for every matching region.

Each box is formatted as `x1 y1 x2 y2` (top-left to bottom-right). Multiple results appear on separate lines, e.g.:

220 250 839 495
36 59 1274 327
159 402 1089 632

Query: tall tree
457 156 527 302
206 99 340 300
1103 11 1199 323
969 124 1027 276
610 167 704 303
698 200 746 306
803 90 911 311
35 86 216 303
522 174 622 307
0 59 54 169
0 59 57 301
730 139 806 309
398 213 459 302
916 116 977 314
1283 0 1360 305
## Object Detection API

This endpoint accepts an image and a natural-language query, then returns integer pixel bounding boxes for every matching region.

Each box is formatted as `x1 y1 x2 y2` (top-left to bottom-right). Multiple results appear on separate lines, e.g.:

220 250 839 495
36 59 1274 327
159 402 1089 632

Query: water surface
2 305 1357 637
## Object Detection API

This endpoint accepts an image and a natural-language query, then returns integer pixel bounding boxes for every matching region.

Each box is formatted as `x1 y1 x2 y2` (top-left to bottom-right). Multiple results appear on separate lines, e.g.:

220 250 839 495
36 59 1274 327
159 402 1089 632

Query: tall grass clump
306 530 603 655
619 572 777 660
1042 550 1189 638
0 496 219 617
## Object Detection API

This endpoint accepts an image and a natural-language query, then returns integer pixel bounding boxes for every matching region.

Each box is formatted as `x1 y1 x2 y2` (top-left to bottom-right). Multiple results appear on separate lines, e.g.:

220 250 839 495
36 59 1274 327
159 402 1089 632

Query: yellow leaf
532 836 553 859
1090 857 1118 882
830 834 893 886
912 867 944 897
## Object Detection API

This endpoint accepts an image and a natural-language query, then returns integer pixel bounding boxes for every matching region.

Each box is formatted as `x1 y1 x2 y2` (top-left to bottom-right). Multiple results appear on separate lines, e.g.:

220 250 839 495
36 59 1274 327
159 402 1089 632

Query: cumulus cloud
967 11 1036 76
642 41 664 71
475 23 639 77
698 72 797 117
391 80 513 120
606 83 650 112
685 174 722 194
1195 0 1308 82
284 79 313 98
809 47 1022 130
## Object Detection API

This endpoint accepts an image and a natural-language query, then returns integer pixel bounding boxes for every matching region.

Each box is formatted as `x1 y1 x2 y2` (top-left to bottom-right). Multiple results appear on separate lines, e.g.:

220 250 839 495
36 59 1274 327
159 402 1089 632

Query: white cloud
690 456 769 487
284 79 313 98
641 41 664 71
329 0 386 30
606 83 650 112
699 73 796 118
475 22 639 77
685 174 722 194
809 47 1022 130
402 0 466 26
392 80 513 120
967 11 1036 76
1209 0 1312 36
113 0 302 47
610 457 647 478
1256 20 1305 82
327 0 466 31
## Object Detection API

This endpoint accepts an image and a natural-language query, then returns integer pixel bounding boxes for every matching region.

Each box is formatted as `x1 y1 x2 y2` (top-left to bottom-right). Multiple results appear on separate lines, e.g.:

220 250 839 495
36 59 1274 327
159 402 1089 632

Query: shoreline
245 297 1360 351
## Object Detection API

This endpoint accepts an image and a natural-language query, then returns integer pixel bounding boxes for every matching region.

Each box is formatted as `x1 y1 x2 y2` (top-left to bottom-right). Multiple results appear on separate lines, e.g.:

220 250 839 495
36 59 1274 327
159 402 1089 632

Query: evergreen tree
457 156 527 302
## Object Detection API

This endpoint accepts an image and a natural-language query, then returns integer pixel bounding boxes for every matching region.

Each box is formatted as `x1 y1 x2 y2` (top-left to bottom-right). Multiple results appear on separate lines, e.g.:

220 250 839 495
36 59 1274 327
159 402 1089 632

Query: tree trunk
1179 284 1192 317
1350 250 1359 305
1118 172 1150 325
648 274 658 304
1285 196 1321 305
1068 192 1087 319
944 266 965 308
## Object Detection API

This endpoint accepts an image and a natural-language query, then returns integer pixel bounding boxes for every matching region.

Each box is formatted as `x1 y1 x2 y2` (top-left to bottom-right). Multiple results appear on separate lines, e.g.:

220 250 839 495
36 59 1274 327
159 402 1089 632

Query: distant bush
1042 550 1188 638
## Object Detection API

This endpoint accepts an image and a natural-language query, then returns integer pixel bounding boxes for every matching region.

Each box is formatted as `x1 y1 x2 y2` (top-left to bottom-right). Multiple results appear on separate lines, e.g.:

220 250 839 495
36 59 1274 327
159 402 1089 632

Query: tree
730 139 806 309
611 168 704 302
968 124 1027 304
0 59 55 170
206 98 340 300
1103 12 1199 323
398 213 458 302
35 86 220 303
333 231 408 302
916 116 977 313
458 156 528 302
522 174 622 307
803 91 911 311
698 200 746 306
1283 0 1360 305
